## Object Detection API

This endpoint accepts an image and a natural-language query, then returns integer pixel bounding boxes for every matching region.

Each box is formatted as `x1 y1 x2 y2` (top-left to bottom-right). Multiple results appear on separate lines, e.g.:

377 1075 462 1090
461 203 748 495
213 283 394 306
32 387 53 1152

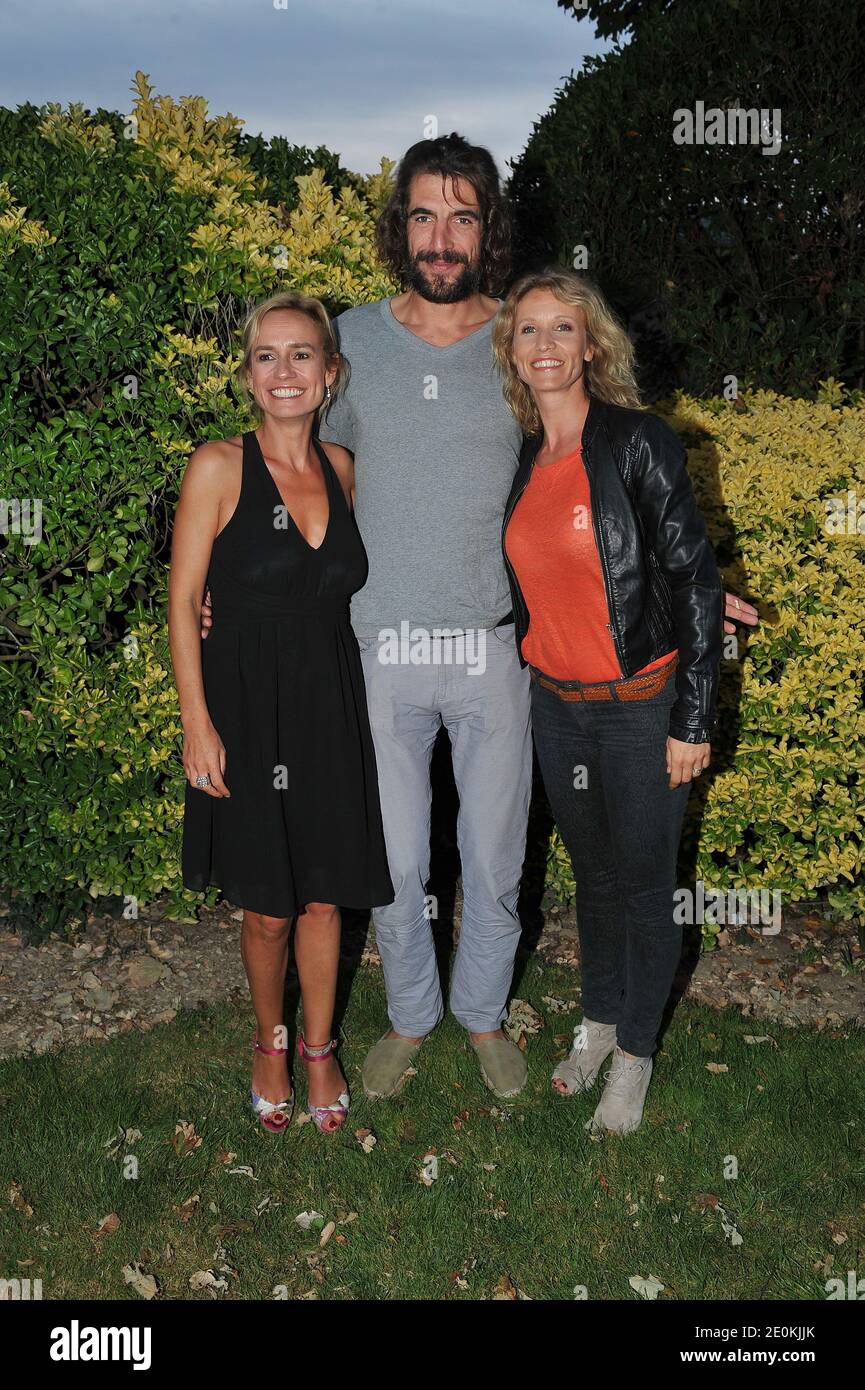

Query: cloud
0 0 607 174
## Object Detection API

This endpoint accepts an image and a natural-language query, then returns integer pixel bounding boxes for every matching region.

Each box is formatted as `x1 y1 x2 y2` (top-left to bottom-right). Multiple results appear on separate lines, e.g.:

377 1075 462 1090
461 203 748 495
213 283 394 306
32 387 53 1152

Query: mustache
414 250 469 267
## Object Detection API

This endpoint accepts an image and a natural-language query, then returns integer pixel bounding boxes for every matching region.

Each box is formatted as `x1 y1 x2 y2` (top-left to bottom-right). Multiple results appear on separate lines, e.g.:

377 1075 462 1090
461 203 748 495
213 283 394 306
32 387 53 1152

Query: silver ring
195 774 211 788
692 766 702 776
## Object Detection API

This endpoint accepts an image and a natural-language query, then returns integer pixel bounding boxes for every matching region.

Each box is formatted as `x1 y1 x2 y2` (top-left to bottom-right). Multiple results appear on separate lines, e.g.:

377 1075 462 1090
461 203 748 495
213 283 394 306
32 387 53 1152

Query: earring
324 385 332 403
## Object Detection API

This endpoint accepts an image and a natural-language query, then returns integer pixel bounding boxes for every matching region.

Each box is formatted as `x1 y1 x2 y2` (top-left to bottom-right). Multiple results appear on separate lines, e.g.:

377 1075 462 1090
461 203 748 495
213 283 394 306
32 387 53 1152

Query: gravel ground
0 891 862 1060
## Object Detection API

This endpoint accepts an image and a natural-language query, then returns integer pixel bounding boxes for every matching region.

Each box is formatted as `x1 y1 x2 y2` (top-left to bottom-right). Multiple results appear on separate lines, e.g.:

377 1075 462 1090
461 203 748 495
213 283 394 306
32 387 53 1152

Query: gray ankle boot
587 1046 654 1134
551 1017 618 1095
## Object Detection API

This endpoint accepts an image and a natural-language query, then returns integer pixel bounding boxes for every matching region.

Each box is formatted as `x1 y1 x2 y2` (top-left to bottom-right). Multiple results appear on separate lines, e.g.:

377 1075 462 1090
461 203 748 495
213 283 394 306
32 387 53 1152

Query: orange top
504 445 677 682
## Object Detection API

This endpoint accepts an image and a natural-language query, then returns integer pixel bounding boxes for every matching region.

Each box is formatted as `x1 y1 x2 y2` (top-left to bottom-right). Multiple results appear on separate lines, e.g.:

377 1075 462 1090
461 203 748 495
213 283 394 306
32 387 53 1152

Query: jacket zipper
582 439 627 676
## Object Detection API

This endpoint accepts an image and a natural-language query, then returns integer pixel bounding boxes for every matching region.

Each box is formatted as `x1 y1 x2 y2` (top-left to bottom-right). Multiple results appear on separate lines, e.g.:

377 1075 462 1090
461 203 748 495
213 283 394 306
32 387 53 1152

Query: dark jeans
530 665 691 1056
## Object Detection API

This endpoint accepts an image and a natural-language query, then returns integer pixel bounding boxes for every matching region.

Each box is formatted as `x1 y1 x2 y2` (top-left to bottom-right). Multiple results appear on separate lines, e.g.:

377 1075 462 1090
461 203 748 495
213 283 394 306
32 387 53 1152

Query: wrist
181 707 210 731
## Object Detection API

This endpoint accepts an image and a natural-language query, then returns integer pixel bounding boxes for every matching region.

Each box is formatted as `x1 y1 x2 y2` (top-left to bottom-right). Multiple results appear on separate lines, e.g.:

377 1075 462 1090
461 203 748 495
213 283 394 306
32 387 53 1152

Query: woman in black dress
169 291 394 1134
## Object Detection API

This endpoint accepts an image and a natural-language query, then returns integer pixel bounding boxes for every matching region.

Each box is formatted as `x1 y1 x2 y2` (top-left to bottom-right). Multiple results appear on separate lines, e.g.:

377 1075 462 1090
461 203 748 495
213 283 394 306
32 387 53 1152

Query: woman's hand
666 737 710 790
183 717 230 797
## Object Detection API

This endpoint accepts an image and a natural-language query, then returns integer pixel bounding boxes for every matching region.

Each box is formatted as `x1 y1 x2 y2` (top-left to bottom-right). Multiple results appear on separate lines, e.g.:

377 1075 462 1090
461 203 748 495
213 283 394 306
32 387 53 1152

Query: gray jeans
356 624 532 1033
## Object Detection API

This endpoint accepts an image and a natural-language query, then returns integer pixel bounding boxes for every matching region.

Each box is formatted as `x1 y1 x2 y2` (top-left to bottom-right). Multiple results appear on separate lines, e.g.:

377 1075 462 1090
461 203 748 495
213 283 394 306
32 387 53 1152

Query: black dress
182 429 394 918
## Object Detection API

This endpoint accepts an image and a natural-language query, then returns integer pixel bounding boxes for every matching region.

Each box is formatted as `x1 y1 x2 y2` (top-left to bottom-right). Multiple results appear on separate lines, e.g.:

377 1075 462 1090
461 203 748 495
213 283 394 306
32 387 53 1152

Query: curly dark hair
376 133 512 296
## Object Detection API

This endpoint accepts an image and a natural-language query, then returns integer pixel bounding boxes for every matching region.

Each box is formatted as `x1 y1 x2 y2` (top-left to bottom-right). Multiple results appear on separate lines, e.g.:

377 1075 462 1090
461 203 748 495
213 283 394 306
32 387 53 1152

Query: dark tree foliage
557 0 675 41
235 133 362 209
511 0 864 399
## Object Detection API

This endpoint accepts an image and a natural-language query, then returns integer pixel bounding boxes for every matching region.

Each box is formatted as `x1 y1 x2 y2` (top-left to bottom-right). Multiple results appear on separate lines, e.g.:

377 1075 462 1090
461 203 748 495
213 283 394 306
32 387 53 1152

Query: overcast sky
0 0 608 176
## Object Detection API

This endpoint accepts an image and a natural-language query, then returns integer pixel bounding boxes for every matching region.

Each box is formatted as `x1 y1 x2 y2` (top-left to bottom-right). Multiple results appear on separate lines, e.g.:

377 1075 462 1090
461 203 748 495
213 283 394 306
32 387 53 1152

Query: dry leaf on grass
354 1128 377 1153
718 1203 744 1246
9 1181 33 1217
121 1263 159 1299
189 1269 228 1295
295 1210 325 1230
541 996 575 1014
103 1127 142 1161
629 1273 665 1300
174 1195 200 1224
94 1212 121 1237
172 1120 202 1157
503 998 544 1045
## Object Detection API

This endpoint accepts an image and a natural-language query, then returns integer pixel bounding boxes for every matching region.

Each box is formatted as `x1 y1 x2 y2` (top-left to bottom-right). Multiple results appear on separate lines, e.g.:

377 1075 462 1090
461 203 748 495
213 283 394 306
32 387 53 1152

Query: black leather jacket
501 395 723 744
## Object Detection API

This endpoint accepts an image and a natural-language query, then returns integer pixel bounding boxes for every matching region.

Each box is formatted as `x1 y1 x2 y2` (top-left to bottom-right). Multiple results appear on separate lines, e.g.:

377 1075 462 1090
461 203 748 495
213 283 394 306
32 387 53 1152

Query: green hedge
1 78 861 943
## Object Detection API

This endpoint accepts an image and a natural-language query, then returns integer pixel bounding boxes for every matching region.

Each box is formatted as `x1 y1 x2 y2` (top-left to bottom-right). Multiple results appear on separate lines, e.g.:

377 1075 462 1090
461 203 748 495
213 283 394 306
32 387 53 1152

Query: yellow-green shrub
544 384 865 940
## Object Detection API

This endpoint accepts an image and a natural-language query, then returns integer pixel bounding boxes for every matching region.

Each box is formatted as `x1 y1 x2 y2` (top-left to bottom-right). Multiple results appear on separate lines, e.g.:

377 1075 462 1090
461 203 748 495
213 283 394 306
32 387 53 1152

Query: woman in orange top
494 268 724 1135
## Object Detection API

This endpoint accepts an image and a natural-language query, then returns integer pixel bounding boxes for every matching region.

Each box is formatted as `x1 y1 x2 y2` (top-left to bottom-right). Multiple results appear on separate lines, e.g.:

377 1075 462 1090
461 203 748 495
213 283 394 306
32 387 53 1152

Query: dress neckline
250 430 332 553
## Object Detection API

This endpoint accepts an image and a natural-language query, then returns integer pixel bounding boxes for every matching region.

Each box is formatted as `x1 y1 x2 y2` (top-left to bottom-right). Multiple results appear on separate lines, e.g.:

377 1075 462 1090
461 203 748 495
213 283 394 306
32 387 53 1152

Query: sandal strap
308 1093 349 1116
253 1028 287 1057
297 1033 337 1061
251 1089 293 1116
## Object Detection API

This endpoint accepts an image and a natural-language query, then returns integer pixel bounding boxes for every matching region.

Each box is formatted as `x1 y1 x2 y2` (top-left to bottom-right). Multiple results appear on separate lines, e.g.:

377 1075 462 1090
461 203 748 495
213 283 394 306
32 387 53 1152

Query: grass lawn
2 952 862 1301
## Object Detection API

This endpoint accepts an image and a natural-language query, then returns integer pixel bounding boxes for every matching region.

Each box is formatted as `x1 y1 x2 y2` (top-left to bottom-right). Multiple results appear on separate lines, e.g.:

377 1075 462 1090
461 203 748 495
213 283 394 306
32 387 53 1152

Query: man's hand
666 737 710 790
200 587 213 640
723 589 757 636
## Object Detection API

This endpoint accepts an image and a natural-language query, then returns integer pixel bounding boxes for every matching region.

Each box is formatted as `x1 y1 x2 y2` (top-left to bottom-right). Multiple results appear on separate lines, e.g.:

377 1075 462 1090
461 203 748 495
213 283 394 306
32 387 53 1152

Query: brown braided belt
529 653 678 703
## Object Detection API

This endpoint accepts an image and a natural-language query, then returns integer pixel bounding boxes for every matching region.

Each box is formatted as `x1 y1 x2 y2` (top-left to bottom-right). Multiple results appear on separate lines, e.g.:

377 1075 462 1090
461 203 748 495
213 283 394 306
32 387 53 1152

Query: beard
405 249 483 303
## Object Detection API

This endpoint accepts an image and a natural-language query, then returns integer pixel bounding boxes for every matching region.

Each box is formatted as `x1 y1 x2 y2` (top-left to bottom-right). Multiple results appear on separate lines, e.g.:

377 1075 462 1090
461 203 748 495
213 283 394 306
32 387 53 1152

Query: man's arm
317 380 355 453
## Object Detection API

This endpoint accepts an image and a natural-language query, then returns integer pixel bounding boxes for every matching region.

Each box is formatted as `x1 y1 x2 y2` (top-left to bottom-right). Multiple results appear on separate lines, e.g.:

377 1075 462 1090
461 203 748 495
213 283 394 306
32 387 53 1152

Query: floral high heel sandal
297 1034 350 1133
250 1029 295 1133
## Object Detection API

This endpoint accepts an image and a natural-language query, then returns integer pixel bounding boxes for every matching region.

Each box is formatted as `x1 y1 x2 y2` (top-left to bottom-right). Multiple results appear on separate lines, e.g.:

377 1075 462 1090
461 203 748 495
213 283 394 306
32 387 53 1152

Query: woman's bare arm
168 442 235 795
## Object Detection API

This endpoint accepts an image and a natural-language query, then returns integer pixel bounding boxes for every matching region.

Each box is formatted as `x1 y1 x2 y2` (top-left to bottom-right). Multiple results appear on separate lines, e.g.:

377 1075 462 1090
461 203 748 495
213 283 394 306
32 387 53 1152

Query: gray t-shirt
318 298 522 638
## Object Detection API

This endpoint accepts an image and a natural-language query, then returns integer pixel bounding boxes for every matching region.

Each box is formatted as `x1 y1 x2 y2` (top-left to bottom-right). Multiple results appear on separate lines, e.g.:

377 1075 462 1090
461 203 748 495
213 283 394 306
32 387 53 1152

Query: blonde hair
491 267 643 434
235 291 347 416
